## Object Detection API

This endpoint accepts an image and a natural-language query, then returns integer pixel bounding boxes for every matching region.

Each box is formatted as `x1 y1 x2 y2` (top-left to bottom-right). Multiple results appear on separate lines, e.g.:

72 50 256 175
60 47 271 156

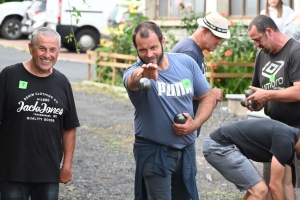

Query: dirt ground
59 84 297 200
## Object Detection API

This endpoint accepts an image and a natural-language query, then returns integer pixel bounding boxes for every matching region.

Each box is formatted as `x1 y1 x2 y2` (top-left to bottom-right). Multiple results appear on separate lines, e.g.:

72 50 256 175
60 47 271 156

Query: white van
0 0 32 39
45 0 120 53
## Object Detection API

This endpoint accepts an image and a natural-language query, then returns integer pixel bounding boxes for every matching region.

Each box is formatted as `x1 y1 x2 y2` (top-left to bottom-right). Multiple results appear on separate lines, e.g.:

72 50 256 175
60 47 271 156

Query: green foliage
100 1 148 55
94 1 259 95
177 2 205 35
176 2 259 96
0 0 22 3
64 0 87 53
209 21 257 63
94 0 148 85
72 6 81 24
205 20 258 95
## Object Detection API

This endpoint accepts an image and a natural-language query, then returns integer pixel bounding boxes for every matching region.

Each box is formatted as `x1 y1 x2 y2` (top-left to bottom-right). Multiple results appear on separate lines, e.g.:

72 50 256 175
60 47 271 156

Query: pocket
214 144 235 156
202 139 212 154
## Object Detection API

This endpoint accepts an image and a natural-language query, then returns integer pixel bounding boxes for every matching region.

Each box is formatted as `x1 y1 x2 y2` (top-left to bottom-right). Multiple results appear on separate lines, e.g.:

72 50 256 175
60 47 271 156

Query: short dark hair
132 21 163 46
248 15 279 35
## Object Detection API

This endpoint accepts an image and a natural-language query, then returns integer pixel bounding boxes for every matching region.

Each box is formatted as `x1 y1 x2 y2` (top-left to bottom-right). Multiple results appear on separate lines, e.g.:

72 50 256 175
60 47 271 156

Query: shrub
175 1 259 95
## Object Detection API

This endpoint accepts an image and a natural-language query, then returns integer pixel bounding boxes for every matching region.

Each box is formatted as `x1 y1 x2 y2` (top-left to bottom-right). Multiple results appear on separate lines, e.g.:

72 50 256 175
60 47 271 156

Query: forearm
270 187 285 200
269 181 285 200
194 90 215 128
62 128 76 169
127 68 144 91
283 183 295 200
267 86 300 102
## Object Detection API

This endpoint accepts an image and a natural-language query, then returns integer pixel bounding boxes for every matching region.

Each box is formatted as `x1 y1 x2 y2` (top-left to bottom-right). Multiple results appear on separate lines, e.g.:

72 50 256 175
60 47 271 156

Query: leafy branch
65 0 89 53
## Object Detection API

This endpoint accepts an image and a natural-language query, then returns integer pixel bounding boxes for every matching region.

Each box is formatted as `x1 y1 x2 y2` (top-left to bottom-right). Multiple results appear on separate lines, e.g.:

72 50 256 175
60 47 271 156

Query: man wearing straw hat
172 11 230 135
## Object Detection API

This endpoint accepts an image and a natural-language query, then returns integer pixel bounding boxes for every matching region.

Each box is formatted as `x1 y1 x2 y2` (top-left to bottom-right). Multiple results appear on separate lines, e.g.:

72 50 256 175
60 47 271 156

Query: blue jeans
142 143 197 200
0 181 59 200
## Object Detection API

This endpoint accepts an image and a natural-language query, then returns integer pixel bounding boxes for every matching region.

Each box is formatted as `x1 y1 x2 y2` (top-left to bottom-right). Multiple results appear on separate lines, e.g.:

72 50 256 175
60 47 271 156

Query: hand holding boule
174 113 186 124
247 100 257 109
245 89 255 97
240 98 246 107
138 77 151 91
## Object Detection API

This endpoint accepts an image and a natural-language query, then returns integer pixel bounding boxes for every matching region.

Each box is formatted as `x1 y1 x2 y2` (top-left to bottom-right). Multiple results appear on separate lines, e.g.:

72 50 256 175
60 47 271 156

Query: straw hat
197 12 231 39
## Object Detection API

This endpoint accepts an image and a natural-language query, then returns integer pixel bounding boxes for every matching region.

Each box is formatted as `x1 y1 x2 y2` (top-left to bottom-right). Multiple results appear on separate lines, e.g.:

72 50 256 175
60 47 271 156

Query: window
229 0 293 18
155 0 294 20
156 0 206 19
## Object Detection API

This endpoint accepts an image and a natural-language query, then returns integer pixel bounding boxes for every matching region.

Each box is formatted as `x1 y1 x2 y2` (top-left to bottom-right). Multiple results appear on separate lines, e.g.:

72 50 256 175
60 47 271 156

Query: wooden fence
86 50 255 87
205 61 255 88
86 50 138 85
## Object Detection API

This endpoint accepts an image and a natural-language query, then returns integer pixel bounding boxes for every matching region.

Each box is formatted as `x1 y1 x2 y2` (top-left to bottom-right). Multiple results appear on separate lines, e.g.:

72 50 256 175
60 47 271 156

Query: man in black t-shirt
246 15 300 188
203 118 300 199
0 27 80 199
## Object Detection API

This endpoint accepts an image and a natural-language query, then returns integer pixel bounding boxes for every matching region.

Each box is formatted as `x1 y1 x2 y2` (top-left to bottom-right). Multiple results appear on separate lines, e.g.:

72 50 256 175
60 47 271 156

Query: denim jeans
142 143 196 200
0 181 59 200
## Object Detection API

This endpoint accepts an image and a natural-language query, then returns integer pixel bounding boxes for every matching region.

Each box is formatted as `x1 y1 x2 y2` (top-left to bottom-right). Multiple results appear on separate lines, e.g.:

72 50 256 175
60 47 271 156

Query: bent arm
60 127 76 183
249 82 300 104
194 89 216 129
173 90 215 135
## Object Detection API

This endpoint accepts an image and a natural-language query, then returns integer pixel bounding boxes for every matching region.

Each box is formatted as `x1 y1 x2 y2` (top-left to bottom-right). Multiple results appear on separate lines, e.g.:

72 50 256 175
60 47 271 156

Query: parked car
0 0 32 39
107 1 141 28
21 0 47 36
100 1 142 47
45 0 120 53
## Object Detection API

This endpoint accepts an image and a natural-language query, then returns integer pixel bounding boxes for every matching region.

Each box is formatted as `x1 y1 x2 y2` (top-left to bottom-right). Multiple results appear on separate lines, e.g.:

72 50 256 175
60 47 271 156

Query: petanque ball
174 113 186 124
240 98 246 107
138 77 151 91
245 89 255 98
248 100 257 109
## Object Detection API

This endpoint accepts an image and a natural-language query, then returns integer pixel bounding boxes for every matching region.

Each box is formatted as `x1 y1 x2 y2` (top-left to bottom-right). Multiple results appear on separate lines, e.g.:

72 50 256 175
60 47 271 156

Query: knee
248 181 268 199
256 184 268 198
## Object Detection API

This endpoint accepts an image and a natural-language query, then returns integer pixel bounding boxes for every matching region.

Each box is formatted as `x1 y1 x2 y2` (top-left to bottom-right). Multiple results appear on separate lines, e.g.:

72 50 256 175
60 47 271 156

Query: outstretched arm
60 127 76 183
127 63 158 91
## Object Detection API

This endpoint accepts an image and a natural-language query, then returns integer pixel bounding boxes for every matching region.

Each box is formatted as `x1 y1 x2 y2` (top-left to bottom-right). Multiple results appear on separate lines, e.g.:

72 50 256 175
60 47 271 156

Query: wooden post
98 52 102 83
87 50 91 80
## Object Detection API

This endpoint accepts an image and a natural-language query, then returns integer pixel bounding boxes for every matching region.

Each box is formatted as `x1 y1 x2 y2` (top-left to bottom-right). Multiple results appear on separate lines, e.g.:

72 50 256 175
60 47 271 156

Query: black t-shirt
0 63 80 182
210 118 300 166
252 39 300 125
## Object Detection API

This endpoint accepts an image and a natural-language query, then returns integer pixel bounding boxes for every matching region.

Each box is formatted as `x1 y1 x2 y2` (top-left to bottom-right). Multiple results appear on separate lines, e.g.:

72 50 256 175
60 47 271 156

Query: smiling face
29 34 60 76
135 30 165 66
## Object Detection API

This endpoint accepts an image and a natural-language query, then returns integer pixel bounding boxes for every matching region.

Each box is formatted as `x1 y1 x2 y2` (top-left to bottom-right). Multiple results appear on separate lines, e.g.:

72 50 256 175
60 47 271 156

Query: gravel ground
59 84 300 200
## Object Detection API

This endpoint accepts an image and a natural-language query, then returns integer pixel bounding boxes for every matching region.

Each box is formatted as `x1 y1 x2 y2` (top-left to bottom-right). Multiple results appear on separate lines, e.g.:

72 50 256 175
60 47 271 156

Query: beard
259 45 270 54
138 46 164 66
